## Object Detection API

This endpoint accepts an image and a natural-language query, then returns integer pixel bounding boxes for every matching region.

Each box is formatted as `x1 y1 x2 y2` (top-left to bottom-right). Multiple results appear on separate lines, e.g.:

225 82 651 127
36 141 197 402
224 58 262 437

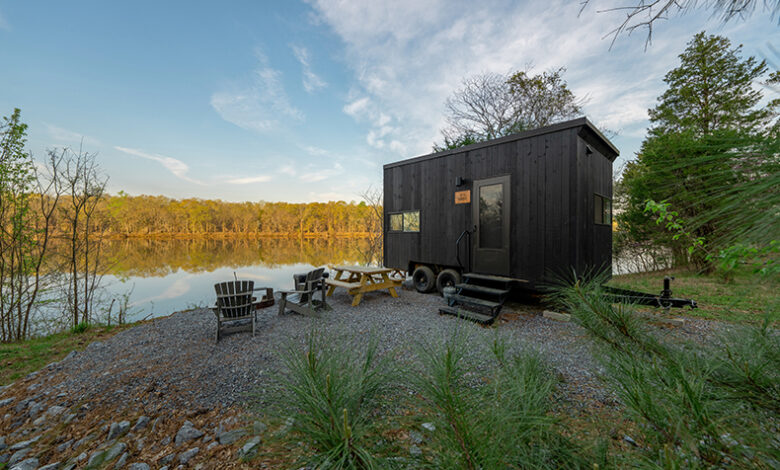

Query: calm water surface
96 238 372 322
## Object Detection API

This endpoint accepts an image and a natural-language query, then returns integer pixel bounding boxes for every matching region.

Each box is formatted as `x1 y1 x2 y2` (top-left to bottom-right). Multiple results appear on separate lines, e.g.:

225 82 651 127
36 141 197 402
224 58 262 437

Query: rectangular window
594 194 612 225
389 213 403 232
388 211 421 232
403 211 420 232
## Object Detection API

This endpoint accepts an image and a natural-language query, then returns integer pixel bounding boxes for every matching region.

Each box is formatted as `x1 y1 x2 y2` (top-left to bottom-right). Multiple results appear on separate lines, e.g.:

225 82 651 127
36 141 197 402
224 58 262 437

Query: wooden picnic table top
331 265 393 275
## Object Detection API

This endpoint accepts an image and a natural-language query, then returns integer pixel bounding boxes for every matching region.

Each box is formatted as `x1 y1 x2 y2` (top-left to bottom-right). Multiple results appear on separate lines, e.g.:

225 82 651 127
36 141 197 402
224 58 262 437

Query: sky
0 1 777 203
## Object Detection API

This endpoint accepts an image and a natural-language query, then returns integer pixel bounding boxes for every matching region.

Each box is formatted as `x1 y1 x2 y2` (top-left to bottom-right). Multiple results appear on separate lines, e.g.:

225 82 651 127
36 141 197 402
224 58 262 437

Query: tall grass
270 330 393 469
551 276 780 468
413 330 596 469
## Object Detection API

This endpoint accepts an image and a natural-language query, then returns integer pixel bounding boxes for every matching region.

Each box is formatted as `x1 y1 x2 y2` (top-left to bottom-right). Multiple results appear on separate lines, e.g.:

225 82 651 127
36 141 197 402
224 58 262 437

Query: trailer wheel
412 266 436 293
436 269 461 294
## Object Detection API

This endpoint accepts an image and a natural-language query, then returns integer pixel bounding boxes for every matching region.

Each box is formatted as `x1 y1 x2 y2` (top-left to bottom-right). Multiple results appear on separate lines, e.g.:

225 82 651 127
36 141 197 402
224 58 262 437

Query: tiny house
383 117 619 294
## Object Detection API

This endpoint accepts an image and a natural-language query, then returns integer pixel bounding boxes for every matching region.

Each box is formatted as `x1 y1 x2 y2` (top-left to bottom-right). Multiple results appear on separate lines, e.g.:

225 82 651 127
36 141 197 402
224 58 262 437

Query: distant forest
60 192 381 237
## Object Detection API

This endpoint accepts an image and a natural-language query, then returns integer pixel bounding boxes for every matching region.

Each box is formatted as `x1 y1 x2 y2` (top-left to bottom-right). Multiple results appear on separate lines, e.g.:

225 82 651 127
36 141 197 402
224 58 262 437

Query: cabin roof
383 117 619 169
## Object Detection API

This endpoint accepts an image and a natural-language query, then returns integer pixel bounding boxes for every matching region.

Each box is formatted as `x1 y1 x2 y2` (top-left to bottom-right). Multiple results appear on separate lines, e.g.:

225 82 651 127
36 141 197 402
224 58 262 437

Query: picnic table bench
326 265 402 306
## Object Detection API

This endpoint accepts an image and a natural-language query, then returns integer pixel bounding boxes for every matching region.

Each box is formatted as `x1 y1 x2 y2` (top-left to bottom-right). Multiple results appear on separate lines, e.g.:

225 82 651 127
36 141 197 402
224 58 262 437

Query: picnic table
325 265 402 306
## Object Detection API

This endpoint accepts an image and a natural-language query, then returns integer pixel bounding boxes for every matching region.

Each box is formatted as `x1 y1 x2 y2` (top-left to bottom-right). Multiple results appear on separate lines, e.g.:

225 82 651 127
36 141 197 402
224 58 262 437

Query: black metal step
455 283 510 296
448 294 501 309
439 306 495 324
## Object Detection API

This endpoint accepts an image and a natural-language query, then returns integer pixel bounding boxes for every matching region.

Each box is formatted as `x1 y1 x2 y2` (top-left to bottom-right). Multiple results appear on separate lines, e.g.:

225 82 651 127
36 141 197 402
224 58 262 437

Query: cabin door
471 175 510 276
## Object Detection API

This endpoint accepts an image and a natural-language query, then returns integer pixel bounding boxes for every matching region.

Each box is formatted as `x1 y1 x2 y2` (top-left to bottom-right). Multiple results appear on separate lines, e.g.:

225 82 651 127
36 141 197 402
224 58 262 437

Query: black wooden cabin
383 117 619 295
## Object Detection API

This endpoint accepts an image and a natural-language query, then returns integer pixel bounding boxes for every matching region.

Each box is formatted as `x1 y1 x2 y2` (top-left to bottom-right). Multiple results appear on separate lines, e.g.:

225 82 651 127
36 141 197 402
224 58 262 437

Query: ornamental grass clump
551 276 780 468
271 330 393 470
413 330 595 469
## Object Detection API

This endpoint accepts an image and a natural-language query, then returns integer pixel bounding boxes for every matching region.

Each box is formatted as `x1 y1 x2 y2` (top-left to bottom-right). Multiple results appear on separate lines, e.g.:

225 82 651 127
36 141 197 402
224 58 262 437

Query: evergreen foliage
618 32 778 271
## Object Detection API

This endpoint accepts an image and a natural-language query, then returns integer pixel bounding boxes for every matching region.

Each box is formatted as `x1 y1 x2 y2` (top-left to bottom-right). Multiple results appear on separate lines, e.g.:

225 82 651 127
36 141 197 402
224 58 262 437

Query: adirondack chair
278 267 327 318
213 280 264 342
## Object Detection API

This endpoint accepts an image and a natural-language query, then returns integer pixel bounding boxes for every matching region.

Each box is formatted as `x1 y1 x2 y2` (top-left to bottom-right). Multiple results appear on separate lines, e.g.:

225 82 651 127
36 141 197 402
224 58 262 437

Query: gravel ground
16 286 724 417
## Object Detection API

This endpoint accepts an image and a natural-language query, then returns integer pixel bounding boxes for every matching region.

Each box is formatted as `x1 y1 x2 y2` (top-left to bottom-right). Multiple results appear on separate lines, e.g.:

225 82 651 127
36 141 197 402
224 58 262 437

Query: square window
389 213 403 231
403 211 420 232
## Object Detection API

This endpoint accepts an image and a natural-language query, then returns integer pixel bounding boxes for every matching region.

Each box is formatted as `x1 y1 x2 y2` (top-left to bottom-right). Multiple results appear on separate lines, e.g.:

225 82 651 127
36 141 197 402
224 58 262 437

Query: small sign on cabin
454 190 471 204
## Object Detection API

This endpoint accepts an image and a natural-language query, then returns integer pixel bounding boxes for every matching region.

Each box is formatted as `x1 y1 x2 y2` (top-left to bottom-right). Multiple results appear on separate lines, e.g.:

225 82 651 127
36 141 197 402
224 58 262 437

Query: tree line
86 193 380 237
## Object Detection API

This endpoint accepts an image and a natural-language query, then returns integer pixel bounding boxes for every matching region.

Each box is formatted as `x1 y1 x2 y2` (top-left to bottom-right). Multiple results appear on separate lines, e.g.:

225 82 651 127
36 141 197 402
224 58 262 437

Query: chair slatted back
215 280 254 319
297 267 325 303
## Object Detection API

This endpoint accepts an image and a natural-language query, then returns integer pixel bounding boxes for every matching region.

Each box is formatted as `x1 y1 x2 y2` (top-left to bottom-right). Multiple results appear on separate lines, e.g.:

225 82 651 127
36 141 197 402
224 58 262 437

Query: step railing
455 229 471 272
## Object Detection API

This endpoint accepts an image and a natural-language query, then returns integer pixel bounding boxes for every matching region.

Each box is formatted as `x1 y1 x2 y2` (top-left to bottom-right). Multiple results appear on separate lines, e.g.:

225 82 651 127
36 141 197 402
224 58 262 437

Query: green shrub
269 330 393 469
413 330 595 469
552 277 780 468
70 321 91 334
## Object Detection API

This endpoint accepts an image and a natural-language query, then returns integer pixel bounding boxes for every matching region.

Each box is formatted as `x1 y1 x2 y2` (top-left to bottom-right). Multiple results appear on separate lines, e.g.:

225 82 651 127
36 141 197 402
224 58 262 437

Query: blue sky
0 1 776 203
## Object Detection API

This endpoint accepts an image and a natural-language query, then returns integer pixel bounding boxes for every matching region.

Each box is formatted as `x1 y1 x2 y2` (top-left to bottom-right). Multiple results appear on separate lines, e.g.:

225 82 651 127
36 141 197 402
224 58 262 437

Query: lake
93 238 374 323
84 238 648 325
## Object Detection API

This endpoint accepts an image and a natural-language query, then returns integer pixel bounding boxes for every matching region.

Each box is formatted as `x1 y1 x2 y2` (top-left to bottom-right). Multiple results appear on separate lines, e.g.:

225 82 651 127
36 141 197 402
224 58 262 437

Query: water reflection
95 238 371 321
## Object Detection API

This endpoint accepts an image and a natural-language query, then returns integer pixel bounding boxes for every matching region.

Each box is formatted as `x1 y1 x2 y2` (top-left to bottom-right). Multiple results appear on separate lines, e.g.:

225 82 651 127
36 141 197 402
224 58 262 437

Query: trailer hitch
603 276 698 310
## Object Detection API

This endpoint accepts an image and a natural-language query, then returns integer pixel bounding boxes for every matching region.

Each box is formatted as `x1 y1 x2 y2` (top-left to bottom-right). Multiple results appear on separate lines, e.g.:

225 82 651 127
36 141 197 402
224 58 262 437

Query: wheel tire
436 269 462 294
412 266 436 293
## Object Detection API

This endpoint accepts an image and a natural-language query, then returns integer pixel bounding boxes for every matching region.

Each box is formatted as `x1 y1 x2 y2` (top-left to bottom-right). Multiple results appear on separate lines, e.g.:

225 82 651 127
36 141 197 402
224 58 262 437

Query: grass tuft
267 330 393 469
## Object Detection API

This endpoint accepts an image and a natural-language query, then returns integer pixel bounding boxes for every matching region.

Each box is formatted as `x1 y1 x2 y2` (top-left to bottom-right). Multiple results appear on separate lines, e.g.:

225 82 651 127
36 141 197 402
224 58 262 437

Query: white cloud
292 45 327 93
226 175 272 184
306 0 746 160
211 50 303 132
299 162 343 182
44 123 101 147
343 96 371 119
114 146 203 185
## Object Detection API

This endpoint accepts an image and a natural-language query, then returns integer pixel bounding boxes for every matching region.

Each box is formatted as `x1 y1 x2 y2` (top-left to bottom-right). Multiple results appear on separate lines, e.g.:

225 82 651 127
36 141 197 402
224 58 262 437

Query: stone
217 428 246 445
114 452 128 469
63 413 77 424
74 433 94 449
252 421 267 434
9 457 38 470
178 447 199 464
132 416 150 432
128 464 150 470
39 462 61 470
409 445 422 457
151 417 162 433
408 430 423 445
421 422 436 432
135 437 146 451
87 450 106 467
542 310 571 322
0 453 8 464
623 435 638 447
76 452 87 462
108 421 131 440
0 398 13 407
61 464 76 470
202 434 211 443
174 423 204 446
0 436 6 451
206 442 217 451
160 453 176 465
9 435 40 451
47 405 67 417
104 441 127 462
33 416 47 427
159 467 169 470
63 350 78 361
56 440 73 453
8 448 29 466
27 401 44 418
161 436 171 446
238 437 261 459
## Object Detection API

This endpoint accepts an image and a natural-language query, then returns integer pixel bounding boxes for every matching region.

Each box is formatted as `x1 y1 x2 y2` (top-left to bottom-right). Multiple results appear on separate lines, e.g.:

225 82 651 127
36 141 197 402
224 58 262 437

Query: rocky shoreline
0 288 721 469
